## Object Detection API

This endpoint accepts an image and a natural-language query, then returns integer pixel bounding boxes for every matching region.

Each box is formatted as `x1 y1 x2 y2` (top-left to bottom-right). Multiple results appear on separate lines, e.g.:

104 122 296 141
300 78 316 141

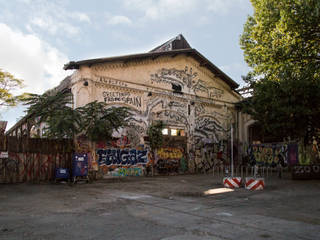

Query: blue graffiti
97 149 148 166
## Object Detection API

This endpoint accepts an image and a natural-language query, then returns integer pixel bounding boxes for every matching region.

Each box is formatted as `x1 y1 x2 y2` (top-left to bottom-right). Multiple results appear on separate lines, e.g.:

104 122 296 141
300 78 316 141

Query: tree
146 121 165 175
0 69 25 108
23 90 80 138
239 0 320 141
24 91 131 140
77 101 131 141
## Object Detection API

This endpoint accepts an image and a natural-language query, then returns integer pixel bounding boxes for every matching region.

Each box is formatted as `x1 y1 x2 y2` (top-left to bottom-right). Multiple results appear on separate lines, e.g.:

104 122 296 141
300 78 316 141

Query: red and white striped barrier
223 177 242 188
245 177 265 190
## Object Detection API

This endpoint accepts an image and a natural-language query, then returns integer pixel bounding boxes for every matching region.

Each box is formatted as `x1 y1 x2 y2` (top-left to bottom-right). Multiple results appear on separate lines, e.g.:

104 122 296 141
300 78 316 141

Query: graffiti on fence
0 152 71 183
292 165 320 179
309 136 320 164
97 148 148 166
247 143 299 167
111 167 143 177
0 158 19 182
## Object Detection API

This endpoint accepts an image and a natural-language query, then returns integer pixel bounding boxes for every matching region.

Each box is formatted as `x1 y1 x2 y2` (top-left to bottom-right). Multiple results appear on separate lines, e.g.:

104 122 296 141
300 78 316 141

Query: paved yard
0 174 319 240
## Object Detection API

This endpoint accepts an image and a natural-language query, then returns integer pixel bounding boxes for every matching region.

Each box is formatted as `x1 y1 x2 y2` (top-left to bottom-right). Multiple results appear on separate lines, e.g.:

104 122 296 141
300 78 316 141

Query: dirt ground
0 174 320 240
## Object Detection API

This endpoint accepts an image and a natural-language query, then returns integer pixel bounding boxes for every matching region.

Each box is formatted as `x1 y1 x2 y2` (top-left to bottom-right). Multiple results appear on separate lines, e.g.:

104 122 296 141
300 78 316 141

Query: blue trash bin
72 153 89 183
55 168 70 183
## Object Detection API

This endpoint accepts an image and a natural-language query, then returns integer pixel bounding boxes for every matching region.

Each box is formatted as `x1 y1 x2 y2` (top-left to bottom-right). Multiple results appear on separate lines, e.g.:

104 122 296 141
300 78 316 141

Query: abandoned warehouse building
7 34 252 176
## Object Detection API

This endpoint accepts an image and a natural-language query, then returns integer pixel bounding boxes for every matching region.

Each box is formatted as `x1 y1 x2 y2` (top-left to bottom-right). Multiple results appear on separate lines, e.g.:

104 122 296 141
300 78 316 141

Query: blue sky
0 0 253 129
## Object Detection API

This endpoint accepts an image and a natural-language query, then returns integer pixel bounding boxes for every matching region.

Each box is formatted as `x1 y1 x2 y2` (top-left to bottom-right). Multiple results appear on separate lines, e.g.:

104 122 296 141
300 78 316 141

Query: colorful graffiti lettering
156 147 183 160
247 143 298 167
155 147 185 174
111 167 143 177
97 149 148 166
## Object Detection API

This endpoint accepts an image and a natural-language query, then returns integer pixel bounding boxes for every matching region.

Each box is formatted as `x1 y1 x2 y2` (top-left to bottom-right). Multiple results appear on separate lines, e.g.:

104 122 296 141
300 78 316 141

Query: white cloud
107 15 132 25
30 16 80 37
20 1 90 37
122 0 249 20
123 0 198 20
0 23 69 95
206 0 248 15
71 12 91 23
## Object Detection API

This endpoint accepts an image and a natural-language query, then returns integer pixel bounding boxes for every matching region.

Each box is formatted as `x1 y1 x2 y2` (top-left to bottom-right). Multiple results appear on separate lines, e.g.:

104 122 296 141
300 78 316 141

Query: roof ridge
149 34 191 53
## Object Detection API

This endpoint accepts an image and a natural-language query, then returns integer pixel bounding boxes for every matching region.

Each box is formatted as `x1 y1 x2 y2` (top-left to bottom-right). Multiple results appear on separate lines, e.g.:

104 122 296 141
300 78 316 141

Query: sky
0 0 253 130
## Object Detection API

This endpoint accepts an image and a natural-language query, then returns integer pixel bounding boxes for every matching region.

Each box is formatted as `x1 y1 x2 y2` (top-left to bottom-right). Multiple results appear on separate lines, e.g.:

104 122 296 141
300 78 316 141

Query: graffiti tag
156 147 183 160
103 91 142 108
111 167 143 177
97 149 148 166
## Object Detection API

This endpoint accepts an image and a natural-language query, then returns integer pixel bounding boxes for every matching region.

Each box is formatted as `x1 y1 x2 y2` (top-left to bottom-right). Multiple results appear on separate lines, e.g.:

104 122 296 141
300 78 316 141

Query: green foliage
23 91 74 124
0 69 25 108
239 0 320 140
147 121 165 152
77 101 131 141
23 90 80 138
43 107 81 139
24 92 131 140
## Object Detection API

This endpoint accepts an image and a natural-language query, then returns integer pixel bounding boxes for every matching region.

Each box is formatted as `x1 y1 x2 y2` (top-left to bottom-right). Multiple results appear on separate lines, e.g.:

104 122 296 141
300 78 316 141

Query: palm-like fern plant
24 91 131 141
77 101 131 141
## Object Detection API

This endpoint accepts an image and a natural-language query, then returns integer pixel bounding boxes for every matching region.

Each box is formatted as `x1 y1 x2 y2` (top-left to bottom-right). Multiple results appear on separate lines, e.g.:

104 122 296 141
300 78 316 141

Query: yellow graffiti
157 147 183 160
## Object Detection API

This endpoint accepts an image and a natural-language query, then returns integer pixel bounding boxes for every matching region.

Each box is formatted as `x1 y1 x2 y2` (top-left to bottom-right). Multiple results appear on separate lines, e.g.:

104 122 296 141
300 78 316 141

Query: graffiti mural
192 80 224 99
309 134 320 164
126 120 146 148
103 91 142 108
150 66 224 99
247 143 299 167
195 103 206 116
111 167 143 177
114 136 131 148
168 101 186 109
194 116 226 148
150 66 195 89
155 147 185 174
87 66 233 174
157 147 183 160
97 148 148 166
95 75 128 88
155 110 189 127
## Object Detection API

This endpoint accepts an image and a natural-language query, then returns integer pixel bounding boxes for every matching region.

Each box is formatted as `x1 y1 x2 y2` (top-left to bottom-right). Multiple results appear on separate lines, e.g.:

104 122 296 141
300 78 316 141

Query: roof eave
191 50 239 89
64 48 239 89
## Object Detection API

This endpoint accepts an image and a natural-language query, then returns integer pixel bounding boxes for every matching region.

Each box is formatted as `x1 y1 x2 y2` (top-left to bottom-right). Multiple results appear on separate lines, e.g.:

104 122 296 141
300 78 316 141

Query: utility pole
231 124 234 177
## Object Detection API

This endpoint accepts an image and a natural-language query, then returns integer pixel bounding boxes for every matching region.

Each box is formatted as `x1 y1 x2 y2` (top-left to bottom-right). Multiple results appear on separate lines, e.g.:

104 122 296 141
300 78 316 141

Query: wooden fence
0 136 73 183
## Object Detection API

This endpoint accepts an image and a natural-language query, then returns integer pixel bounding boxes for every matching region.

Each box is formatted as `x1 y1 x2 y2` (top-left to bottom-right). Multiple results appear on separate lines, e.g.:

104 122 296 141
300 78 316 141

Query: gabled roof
149 34 191 52
64 35 239 89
